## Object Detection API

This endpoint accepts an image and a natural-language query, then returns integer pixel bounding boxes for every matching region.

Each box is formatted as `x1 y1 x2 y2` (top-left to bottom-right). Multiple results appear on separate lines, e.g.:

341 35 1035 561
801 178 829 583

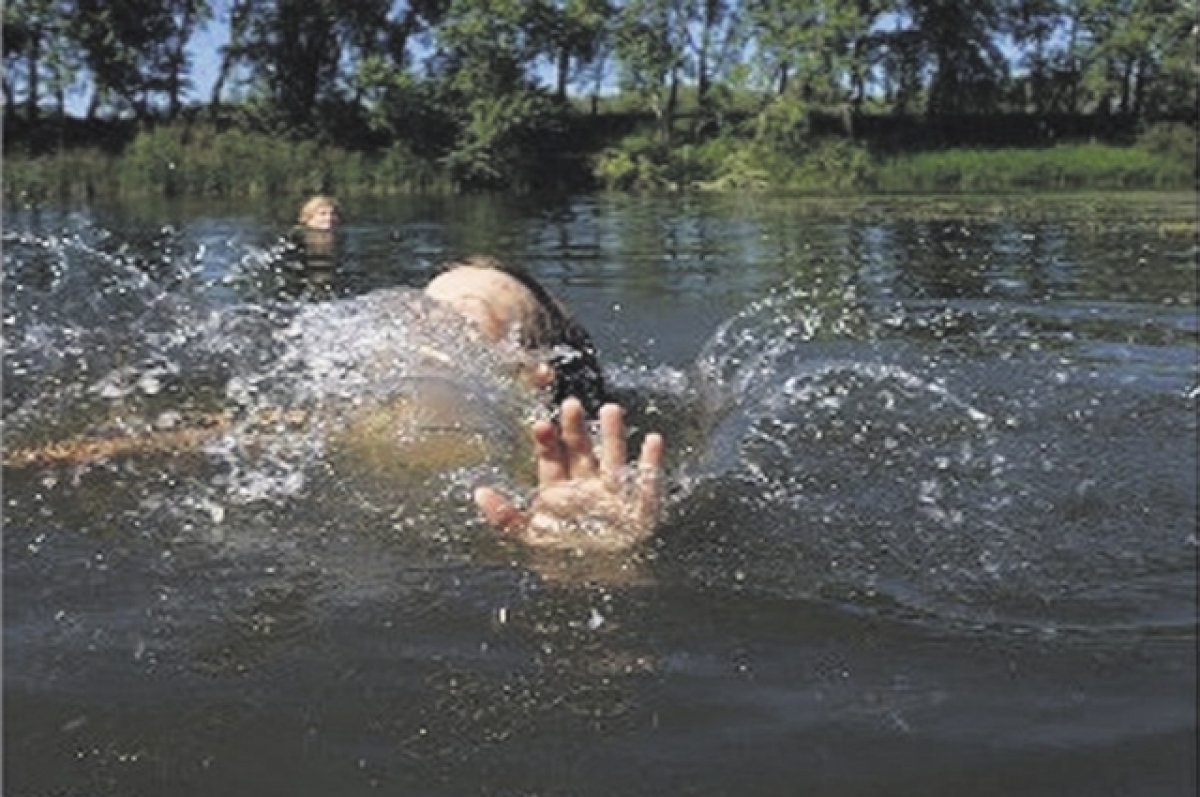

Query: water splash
4 223 1193 636
659 275 1196 635
3 225 536 556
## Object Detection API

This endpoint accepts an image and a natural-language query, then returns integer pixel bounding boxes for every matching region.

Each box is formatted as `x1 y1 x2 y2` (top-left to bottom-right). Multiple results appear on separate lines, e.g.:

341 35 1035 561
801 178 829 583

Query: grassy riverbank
3 120 1194 201
2 126 453 201
592 120 1195 193
872 140 1194 192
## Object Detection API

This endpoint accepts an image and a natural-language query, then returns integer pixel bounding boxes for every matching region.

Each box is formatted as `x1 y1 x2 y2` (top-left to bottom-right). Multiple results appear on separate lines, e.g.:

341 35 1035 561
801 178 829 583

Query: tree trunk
1119 56 1134 116
136 91 150 123
86 88 101 121
1131 55 1149 120
2 75 14 118
850 49 865 107
167 70 181 120
697 0 715 116
663 66 679 144
26 31 41 122
556 46 570 102
1064 13 1081 112
167 3 197 121
209 55 230 118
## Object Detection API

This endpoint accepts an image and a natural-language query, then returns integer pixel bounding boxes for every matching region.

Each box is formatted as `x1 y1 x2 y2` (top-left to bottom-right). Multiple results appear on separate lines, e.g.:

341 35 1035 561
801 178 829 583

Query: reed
3 147 120 201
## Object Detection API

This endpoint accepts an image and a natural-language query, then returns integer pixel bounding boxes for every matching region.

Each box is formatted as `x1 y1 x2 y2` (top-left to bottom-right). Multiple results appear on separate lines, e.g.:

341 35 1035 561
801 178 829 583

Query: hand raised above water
474 398 665 552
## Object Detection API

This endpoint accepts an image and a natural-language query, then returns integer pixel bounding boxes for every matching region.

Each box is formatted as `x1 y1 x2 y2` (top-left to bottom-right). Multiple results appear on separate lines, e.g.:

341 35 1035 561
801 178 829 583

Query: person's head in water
424 256 608 414
299 195 340 232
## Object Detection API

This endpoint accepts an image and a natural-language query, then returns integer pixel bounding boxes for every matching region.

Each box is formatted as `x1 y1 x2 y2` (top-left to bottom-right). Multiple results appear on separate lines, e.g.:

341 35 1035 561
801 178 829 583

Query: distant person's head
424 256 608 413
299 195 340 231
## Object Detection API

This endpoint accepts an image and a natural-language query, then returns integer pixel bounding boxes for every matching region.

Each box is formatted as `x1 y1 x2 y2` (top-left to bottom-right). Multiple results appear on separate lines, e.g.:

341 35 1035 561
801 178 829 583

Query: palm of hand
475 398 664 552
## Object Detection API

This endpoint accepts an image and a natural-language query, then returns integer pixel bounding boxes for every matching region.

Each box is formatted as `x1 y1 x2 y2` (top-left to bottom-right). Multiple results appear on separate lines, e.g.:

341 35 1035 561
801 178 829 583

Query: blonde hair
298 195 340 226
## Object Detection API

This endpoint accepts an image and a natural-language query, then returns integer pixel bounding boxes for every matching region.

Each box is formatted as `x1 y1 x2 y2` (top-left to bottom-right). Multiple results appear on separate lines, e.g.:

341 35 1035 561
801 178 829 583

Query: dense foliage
3 0 1196 194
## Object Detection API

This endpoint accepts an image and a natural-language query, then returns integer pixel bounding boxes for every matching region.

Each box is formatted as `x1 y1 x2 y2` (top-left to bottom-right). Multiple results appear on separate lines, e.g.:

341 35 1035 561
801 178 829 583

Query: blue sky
186 22 229 104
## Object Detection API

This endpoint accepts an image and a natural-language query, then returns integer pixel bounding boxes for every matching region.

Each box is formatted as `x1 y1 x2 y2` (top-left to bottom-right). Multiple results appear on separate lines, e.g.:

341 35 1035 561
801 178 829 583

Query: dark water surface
3 193 1196 795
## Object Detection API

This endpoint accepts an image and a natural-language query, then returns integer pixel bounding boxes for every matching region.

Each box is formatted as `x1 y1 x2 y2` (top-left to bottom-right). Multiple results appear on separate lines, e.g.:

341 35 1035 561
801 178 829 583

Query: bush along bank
4 119 1195 201
592 122 1196 193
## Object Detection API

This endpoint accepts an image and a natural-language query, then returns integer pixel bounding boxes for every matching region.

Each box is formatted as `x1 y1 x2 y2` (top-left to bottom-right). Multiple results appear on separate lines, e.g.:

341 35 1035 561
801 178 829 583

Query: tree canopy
3 0 1195 188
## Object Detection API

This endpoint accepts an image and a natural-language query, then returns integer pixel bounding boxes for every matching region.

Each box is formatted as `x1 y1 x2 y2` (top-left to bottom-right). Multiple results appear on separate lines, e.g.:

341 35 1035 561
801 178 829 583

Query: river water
3 193 1196 795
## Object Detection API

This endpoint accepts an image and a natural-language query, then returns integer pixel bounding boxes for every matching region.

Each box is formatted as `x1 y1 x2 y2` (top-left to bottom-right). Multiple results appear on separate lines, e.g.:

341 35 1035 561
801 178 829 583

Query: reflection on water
3 194 1196 796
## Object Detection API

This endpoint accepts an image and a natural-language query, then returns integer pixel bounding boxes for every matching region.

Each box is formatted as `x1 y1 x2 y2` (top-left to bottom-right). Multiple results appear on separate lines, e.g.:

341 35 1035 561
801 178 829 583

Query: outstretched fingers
532 418 568 484
558 398 597 478
477 398 669 551
634 432 665 529
598 403 627 490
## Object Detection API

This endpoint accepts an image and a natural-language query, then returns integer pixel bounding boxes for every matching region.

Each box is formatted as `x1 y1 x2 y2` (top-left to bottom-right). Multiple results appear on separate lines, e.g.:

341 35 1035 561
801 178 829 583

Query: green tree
614 0 692 141
1145 0 1198 120
68 0 209 121
744 0 887 138
239 0 344 131
747 0 841 98
208 0 252 117
1006 0 1068 113
538 0 613 102
899 0 1008 115
425 0 569 188
690 0 744 122
1077 0 1196 118
163 0 211 118
3 0 73 121
848 0 893 109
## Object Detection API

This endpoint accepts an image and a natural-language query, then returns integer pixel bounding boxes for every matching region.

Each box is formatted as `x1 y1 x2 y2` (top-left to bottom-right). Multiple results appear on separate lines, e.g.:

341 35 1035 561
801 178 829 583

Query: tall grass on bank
4 120 1195 199
874 142 1194 192
3 124 451 201
591 123 1195 193
3 147 129 201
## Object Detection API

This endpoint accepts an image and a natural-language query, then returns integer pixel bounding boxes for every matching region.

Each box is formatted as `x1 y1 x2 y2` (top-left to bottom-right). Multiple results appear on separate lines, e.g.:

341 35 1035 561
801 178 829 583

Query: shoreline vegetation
3 116 1194 201
4 1 1195 201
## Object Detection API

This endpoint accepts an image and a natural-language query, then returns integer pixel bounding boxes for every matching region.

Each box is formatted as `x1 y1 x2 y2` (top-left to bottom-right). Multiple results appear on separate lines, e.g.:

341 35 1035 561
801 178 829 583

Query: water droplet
60 715 88 733
587 608 605 630
154 411 182 430
137 373 162 395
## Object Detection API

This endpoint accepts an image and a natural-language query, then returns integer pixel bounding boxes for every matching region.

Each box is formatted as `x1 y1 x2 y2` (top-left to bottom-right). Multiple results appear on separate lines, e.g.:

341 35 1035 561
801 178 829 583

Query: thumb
474 487 527 533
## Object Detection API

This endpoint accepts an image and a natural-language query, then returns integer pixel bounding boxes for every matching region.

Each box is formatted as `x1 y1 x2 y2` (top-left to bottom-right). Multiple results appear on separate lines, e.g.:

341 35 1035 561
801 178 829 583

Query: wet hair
298 195 340 226
442 256 609 415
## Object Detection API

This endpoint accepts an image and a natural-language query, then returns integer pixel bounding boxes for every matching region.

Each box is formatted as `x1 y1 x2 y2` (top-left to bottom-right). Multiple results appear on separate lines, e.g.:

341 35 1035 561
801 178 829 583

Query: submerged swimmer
4 257 666 551
424 257 664 551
